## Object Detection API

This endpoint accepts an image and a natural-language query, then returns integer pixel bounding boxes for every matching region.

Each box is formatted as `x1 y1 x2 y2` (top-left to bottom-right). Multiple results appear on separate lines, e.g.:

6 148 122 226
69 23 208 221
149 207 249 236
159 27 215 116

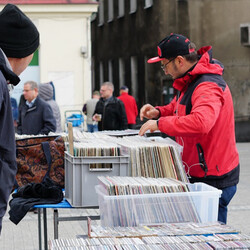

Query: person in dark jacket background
0 3 39 233
93 82 128 131
17 81 56 135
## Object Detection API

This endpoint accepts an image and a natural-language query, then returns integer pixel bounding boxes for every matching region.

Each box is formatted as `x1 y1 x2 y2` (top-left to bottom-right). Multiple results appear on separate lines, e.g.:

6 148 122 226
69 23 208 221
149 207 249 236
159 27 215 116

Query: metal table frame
35 200 100 250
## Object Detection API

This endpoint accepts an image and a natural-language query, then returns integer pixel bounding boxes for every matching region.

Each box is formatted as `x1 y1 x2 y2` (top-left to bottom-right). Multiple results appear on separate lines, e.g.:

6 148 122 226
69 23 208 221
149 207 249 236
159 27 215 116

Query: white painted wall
3 4 98 129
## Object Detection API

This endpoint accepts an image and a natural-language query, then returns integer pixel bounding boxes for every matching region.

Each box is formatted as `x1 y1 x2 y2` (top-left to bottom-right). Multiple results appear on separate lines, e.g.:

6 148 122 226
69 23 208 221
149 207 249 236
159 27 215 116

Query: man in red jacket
139 33 239 224
118 86 138 129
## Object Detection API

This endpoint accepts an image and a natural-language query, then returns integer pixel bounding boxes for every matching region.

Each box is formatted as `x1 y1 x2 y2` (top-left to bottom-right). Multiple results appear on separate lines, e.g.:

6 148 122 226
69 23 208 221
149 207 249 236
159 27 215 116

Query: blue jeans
87 124 98 133
218 185 237 224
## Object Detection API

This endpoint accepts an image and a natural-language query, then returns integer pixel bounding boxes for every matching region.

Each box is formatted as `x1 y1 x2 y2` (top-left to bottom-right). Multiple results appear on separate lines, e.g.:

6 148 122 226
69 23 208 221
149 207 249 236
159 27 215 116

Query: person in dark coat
17 81 56 135
0 4 39 233
93 82 128 131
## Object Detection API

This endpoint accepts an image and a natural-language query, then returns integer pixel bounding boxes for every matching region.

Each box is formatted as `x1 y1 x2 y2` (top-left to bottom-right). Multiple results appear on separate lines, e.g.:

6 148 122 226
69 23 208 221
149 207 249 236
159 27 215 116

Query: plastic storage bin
96 182 222 227
64 151 130 207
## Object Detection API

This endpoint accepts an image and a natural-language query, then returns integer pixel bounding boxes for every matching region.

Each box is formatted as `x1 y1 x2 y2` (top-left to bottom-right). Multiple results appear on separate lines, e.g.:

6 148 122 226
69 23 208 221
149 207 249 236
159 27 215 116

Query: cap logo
157 46 162 57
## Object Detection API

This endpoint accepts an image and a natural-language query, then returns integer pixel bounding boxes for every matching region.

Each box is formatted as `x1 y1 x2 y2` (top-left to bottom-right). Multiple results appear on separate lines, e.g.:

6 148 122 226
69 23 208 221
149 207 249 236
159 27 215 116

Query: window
119 58 125 87
108 60 113 82
108 0 114 22
130 0 137 14
131 56 138 102
144 0 153 9
118 0 125 18
240 24 250 46
99 62 104 85
98 0 104 26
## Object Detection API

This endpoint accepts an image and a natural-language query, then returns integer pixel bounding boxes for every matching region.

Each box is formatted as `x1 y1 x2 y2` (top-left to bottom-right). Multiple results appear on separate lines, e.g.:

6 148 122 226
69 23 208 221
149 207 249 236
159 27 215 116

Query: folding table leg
38 208 42 250
43 208 48 250
53 209 59 239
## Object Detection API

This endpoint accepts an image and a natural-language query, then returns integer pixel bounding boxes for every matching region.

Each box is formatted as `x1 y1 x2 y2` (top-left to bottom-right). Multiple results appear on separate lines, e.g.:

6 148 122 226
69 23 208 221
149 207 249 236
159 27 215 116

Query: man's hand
140 104 160 121
92 114 98 121
139 120 158 136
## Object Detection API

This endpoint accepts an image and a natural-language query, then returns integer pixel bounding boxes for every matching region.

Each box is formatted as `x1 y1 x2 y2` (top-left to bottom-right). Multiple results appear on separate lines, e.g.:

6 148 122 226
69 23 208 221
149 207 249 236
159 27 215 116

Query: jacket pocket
196 143 208 177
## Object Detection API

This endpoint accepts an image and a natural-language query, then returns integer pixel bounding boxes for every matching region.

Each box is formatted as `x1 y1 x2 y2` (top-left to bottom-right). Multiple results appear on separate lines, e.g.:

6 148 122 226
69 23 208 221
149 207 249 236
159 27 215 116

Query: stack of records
98 176 189 196
97 176 200 226
71 140 121 157
113 136 187 182
89 221 239 238
66 131 188 182
49 222 250 250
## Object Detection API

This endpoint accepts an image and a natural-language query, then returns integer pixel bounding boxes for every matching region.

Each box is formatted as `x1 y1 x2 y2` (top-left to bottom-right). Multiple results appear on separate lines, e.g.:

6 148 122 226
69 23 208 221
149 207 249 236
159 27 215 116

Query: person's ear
176 56 185 67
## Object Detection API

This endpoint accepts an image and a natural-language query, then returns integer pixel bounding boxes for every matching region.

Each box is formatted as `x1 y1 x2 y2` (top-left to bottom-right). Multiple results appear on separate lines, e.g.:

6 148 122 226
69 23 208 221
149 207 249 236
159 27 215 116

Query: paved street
0 143 249 249
227 143 250 235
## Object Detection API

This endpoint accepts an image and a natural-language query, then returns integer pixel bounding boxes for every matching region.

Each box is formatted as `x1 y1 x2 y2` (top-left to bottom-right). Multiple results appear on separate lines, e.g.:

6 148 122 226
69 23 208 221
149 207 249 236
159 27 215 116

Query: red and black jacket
156 46 239 189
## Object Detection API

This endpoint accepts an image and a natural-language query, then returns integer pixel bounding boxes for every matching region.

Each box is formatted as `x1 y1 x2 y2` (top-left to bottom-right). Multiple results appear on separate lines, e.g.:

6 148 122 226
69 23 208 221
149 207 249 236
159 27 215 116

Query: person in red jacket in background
118 86 138 129
139 33 239 224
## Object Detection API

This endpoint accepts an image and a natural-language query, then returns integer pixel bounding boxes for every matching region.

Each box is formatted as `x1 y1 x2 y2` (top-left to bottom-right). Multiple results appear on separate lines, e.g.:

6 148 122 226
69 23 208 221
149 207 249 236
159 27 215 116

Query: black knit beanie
0 4 40 58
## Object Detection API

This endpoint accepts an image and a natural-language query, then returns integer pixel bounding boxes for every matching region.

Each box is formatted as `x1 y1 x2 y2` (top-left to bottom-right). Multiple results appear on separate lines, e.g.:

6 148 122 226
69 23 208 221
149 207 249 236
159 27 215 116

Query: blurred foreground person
0 4 39 233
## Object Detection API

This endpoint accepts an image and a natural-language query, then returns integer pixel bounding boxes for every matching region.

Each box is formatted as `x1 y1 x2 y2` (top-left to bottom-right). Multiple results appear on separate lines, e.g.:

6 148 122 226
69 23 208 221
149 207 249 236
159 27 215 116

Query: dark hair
183 42 198 63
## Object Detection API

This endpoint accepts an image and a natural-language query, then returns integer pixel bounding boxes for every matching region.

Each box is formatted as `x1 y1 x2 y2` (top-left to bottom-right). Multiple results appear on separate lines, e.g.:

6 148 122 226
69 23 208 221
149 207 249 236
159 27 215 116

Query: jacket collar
0 49 20 86
173 46 224 91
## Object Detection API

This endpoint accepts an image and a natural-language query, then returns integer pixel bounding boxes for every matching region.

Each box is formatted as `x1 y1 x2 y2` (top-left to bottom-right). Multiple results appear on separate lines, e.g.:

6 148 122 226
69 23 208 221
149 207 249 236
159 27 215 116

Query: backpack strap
41 141 52 182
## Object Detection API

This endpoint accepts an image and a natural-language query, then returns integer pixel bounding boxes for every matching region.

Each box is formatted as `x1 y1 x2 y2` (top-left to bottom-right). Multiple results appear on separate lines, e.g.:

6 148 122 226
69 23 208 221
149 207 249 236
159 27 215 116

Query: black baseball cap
148 33 194 63
120 85 128 90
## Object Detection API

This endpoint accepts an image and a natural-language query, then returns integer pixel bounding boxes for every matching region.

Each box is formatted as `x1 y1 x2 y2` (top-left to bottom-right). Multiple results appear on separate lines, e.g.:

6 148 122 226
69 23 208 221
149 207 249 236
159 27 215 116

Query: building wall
91 0 181 107
91 0 250 139
188 0 250 120
0 3 98 128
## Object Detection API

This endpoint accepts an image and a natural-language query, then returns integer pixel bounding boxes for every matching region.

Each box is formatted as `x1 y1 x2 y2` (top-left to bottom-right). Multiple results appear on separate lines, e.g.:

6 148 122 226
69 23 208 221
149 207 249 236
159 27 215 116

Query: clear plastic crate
96 182 222 227
64 151 130 207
